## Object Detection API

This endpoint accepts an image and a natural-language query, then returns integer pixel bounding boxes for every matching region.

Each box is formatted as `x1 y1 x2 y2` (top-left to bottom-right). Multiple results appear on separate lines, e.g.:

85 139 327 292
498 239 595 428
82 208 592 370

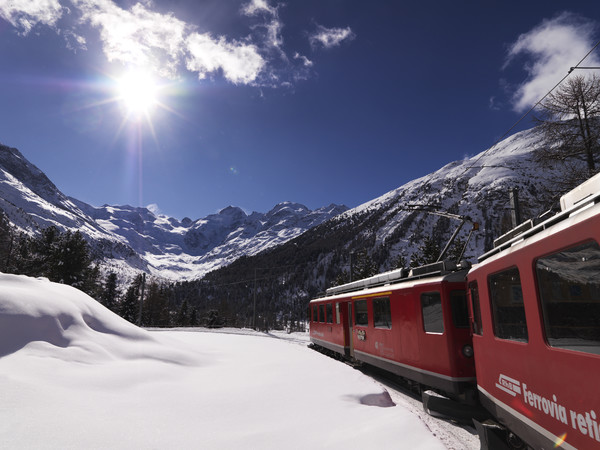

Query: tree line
0 215 203 327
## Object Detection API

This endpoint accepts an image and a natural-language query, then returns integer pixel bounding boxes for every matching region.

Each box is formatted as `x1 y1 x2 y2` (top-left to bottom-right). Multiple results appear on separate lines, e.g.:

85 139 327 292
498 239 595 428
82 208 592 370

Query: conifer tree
10 233 35 275
447 237 467 264
0 211 15 272
410 236 441 267
352 251 377 280
177 299 189 327
143 281 170 327
119 275 143 324
82 264 101 298
31 226 60 278
53 231 91 288
101 272 120 312
395 253 408 269
189 307 199 327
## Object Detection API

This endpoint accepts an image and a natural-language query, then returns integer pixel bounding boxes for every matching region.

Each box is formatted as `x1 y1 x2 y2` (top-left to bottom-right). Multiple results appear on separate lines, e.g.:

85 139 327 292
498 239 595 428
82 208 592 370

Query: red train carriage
468 173 600 449
310 262 476 398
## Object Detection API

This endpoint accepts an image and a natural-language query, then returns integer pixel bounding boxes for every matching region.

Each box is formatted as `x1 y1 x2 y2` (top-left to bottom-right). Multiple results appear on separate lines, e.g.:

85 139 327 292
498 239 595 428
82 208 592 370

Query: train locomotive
309 172 600 450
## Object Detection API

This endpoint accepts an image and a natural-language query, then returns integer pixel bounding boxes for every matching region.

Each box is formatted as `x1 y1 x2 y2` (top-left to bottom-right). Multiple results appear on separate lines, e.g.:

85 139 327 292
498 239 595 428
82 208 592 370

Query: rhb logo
496 374 521 397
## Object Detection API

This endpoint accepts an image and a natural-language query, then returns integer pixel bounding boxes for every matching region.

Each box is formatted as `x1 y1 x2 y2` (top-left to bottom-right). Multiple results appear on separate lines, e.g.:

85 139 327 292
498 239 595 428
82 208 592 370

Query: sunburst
116 69 159 119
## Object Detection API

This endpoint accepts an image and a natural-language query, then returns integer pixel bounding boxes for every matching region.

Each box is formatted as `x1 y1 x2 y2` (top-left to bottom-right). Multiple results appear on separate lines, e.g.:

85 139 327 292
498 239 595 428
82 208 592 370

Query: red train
309 173 600 450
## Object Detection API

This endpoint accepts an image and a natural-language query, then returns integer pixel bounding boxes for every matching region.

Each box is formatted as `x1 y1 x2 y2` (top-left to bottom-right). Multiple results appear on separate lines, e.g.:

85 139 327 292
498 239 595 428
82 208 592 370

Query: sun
116 69 159 117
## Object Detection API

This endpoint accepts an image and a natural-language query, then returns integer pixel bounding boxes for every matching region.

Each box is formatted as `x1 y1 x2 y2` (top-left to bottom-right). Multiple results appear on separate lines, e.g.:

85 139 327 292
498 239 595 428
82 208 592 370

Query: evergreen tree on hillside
143 281 170 327
189 307 199 327
101 272 120 312
9 234 35 275
83 264 102 299
119 275 143 324
31 226 61 277
395 253 408 269
410 236 441 267
53 231 91 288
352 251 377 280
0 211 15 272
177 299 189 327
446 237 468 264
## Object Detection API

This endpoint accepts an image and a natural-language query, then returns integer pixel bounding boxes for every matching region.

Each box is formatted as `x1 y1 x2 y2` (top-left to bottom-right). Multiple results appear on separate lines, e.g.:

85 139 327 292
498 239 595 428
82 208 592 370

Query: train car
467 173 600 449
310 261 476 398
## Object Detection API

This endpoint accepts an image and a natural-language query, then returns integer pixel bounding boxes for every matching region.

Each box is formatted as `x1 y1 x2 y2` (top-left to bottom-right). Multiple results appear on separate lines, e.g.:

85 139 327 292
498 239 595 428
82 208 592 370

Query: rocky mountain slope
199 126 568 302
0 144 347 280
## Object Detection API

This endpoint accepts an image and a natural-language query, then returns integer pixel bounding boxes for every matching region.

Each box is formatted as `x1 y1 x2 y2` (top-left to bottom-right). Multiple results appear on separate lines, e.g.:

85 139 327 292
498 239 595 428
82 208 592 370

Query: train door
346 301 354 358
398 292 420 363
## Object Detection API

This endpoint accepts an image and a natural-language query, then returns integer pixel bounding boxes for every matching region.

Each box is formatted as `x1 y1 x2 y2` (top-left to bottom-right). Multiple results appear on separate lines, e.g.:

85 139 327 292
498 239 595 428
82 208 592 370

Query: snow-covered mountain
0 125 575 287
202 125 572 297
333 126 561 263
0 143 347 280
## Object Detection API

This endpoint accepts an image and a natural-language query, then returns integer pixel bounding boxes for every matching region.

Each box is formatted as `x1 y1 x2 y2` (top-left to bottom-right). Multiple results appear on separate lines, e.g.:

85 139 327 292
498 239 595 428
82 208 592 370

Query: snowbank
0 273 448 449
0 273 197 365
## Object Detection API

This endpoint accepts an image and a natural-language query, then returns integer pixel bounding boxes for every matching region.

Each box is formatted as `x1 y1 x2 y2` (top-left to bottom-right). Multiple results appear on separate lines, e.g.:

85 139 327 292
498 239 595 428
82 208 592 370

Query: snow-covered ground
0 273 478 449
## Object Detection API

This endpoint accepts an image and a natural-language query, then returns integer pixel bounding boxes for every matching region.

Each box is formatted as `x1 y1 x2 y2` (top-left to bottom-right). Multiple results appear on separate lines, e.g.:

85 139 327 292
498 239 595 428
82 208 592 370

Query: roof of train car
474 190 600 269
310 269 468 304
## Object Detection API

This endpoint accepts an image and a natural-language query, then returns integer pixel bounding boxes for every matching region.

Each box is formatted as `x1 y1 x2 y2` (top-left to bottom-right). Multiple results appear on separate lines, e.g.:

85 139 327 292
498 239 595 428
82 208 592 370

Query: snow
0 273 475 449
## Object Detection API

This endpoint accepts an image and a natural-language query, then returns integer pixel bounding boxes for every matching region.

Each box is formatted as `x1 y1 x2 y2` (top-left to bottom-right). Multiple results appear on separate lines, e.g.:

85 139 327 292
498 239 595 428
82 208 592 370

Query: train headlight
462 345 474 358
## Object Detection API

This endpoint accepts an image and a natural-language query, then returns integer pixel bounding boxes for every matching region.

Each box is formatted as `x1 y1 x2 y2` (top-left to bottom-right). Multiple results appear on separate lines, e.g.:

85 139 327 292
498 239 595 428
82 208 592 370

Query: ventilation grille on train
560 172 600 211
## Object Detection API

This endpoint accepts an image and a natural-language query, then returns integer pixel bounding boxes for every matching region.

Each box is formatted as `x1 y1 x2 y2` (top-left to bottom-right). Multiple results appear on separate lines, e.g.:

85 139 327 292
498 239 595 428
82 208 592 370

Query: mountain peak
218 205 247 217
0 143 345 280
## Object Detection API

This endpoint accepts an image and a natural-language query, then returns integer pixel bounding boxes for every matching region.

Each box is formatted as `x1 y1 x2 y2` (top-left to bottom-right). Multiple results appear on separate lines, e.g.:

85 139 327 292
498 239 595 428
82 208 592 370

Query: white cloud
146 203 161 215
242 0 284 53
241 0 277 17
0 0 63 34
309 25 355 49
186 33 265 85
294 52 313 67
73 0 188 79
505 12 600 112
73 0 267 83
0 0 353 87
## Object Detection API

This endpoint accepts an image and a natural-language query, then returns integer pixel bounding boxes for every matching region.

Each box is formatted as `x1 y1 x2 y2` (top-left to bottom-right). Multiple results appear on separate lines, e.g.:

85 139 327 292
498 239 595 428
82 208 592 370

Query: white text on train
521 383 600 442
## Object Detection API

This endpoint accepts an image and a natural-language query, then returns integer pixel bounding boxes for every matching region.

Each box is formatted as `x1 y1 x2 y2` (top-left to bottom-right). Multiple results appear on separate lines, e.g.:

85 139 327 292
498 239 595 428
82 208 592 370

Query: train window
489 267 528 342
326 303 333 323
312 305 318 322
451 290 469 328
373 297 392 329
355 300 368 326
335 303 341 324
421 292 444 334
319 304 325 323
469 282 483 335
536 241 600 355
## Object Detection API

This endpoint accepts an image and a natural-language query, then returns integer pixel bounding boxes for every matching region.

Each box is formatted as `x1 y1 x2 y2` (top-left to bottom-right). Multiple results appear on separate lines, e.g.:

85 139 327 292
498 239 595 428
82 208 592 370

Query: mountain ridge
0 143 348 280
0 125 577 288
197 125 571 306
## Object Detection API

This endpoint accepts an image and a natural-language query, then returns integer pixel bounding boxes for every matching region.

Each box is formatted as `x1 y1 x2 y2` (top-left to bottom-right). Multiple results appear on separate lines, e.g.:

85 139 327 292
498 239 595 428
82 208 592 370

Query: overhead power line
569 67 600 72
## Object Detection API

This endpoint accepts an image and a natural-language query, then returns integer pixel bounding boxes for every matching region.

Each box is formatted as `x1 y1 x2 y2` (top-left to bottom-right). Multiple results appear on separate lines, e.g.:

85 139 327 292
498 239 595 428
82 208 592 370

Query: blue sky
1 1 600 220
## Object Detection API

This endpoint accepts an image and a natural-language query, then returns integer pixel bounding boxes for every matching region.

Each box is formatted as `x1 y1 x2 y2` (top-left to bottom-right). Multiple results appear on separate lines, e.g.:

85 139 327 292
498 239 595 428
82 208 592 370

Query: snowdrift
0 272 199 365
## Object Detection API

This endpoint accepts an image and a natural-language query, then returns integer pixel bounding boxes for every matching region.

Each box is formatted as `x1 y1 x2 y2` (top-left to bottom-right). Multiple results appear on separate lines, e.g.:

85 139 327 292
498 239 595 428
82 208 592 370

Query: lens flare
554 433 567 448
